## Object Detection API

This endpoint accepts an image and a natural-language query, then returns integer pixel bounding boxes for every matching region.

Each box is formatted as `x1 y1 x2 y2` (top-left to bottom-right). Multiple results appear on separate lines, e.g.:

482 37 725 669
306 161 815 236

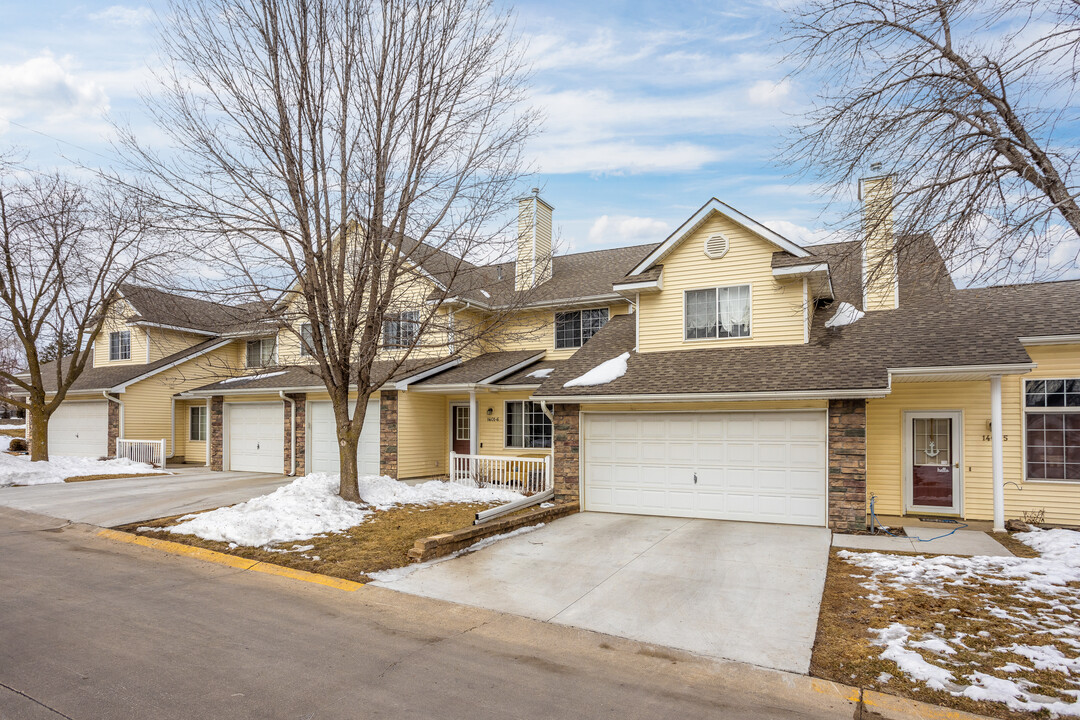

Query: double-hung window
382 310 420 349
299 323 314 357
246 337 276 368
1024 379 1080 481
684 285 751 340
109 330 131 361
555 308 609 349
189 406 207 442
504 400 552 449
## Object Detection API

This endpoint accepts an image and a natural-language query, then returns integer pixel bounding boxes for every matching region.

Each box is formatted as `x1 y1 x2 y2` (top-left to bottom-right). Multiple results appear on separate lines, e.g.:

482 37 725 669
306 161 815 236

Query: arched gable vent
703 233 729 259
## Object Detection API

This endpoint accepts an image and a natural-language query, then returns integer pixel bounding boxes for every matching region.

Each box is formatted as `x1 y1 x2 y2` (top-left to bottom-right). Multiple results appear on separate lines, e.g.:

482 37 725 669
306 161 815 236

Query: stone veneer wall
380 390 398 479
284 393 306 476
552 403 580 505
828 398 868 532
210 396 224 471
106 397 120 458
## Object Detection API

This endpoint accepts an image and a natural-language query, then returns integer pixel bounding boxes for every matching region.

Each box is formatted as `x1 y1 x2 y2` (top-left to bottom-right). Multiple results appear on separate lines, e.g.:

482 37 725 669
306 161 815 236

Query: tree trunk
337 423 363 503
28 403 49 462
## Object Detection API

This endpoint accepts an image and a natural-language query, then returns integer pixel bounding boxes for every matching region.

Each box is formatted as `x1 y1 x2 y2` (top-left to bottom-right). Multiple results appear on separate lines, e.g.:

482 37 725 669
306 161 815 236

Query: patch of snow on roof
480 289 491 298
221 370 288 384
526 367 553 379
825 301 864 329
563 352 629 388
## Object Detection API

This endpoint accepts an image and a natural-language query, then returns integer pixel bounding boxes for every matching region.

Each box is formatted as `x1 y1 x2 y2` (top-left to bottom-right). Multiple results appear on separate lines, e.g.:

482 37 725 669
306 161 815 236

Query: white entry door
227 403 284 473
48 401 109 457
308 399 381 476
583 411 828 526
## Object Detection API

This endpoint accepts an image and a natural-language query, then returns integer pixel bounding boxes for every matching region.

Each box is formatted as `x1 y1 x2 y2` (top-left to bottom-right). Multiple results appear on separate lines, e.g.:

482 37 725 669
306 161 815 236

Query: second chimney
516 189 553 291
859 174 898 311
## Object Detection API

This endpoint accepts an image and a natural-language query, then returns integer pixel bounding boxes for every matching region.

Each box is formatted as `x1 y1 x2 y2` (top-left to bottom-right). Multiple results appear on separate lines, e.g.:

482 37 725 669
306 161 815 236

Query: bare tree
782 0 1080 283
121 0 537 501
0 159 170 460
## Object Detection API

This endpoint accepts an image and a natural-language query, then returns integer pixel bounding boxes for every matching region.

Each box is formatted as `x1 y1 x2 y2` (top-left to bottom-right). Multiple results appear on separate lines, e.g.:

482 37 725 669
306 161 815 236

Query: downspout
205 398 211 467
279 391 296 476
103 391 124 454
167 397 176 459
633 292 640 351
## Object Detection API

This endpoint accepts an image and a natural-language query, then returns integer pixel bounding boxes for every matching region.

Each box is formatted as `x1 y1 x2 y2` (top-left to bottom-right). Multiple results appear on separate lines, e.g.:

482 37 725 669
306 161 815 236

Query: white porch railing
116 438 166 468
450 452 551 495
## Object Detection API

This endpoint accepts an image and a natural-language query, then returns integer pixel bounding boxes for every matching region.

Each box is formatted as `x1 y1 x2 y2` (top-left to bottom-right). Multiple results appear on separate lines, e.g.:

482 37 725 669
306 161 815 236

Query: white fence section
449 452 551 495
116 438 167 468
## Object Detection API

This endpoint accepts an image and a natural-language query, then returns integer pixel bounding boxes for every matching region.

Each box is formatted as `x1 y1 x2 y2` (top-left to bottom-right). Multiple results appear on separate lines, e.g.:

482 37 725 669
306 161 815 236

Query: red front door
911 416 956 508
452 405 471 455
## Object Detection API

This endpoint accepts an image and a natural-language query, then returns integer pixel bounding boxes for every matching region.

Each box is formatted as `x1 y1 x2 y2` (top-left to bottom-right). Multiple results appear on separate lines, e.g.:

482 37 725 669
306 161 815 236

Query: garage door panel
228 403 284 473
48 402 108 458
584 411 827 527
309 399 379 476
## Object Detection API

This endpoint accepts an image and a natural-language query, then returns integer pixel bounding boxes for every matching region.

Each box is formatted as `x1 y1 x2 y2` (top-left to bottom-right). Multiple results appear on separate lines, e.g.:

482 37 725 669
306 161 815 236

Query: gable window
109 330 131 361
382 310 420 349
246 338 277 368
189 406 207 442
555 308 609 349
505 400 552 449
1024 379 1080 481
685 285 751 340
300 323 313 357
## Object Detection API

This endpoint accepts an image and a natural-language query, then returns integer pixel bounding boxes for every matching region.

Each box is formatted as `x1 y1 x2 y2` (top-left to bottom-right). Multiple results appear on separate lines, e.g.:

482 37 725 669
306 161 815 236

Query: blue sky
0 0 831 254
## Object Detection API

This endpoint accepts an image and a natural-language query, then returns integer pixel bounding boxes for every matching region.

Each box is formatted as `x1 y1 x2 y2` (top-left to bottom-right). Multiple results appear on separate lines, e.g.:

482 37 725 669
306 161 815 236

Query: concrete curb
96 528 364 592
860 689 996 719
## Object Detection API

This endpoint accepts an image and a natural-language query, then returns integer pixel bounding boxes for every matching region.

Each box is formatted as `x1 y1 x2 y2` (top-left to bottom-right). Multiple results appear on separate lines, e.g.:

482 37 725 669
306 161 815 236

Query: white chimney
516 189 553 291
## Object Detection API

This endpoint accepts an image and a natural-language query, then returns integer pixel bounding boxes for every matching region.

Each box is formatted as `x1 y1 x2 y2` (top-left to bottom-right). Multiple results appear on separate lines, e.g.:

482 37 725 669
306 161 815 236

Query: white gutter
887 363 1036 377
772 262 829 277
102 391 124 447
1019 335 1080 346
612 278 662 293
279 391 296 476
533 387 890 403
168 397 176 459
128 320 218 337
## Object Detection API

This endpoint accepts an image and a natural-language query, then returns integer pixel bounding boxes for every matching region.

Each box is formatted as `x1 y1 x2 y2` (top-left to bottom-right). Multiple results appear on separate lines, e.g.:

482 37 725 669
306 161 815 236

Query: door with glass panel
904 411 962 514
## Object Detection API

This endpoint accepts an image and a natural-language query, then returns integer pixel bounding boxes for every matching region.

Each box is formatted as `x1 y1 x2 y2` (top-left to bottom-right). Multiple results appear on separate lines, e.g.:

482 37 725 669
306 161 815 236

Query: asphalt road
0 506 857 720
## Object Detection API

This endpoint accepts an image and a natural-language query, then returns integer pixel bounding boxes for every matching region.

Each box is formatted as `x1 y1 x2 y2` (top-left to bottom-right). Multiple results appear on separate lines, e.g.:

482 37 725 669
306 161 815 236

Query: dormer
515 190 553 291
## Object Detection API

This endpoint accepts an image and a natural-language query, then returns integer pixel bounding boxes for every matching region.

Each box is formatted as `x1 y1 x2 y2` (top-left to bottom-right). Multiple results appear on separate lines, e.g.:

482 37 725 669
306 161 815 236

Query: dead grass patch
812 548 1079 719
992 531 1041 558
121 502 495 583
0 427 26 438
64 473 164 483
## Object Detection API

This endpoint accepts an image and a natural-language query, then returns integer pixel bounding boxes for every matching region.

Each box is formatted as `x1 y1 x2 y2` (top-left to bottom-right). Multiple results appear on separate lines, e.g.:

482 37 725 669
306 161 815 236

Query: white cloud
761 219 832 246
587 215 670 247
748 79 791 106
0 54 109 132
90 5 154 27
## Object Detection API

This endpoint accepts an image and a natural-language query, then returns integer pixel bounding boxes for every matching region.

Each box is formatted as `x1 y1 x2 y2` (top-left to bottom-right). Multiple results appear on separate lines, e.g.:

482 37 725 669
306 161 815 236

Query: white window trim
1022 378 1080 484
109 330 131 361
682 283 753 343
553 307 610 351
246 337 278 368
189 405 208 442
503 400 552 450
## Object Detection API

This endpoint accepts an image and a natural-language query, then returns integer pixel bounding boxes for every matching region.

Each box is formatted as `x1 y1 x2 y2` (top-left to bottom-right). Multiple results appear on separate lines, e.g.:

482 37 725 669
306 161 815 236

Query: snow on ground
840 527 1080 715
563 351 629 388
825 301 865 328
0 453 165 487
0 437 11 452
146 473 524 547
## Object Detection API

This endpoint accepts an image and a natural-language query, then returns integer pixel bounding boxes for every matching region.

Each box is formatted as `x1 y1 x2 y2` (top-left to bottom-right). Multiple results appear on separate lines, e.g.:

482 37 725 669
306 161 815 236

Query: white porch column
469 389 478 456
991 374 1005 532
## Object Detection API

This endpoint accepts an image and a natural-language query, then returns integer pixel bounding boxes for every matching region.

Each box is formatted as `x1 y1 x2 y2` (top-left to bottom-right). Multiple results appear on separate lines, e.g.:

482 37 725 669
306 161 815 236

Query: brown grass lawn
122 502 496 583
812 538 1078 719
0 427 25 438
64 474 162 483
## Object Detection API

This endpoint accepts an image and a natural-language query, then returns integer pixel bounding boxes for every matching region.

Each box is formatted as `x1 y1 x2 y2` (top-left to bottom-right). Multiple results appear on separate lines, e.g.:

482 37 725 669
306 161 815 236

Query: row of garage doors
43 399 380 477
227 399 380 474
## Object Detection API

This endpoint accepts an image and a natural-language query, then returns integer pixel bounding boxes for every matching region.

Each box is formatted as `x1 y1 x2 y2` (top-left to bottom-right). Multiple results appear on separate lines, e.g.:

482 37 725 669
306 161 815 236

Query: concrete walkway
832 526 1014 556
0 467 288 526
375 513 832 674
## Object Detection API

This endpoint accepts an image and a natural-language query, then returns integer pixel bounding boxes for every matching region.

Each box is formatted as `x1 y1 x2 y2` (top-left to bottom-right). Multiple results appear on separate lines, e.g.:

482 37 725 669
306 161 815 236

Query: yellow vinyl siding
396 391 447 479
94 305 148 367
173 399 209 464
867 345 1080 526
146 328 207 362
482 303 631 361
861 176 898 312
636 212 805 353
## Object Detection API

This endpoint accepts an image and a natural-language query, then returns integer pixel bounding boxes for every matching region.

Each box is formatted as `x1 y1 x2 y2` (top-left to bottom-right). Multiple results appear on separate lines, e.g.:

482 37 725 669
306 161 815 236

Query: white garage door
583 411 828 526
308 399 381 476
228 403 284 473
48 401 108 457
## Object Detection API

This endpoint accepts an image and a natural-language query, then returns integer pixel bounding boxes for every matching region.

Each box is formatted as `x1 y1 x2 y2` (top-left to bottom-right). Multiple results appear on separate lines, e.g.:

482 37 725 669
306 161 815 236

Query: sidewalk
832 526 1013 556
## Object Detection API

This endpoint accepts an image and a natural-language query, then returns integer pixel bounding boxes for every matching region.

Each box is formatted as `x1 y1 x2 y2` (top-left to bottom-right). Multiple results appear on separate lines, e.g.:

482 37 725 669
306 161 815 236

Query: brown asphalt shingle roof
494 359 565 386
410 350 543 386
183 357 453 394
120 284 272 336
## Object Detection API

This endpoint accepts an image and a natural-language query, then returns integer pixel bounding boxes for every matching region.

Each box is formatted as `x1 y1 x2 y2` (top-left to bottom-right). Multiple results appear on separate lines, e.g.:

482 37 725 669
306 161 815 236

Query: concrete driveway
375 513 832 674
0 467 288 526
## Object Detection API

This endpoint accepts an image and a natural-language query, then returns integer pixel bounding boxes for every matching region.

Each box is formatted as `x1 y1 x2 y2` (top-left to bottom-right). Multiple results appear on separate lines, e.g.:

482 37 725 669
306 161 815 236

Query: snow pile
526 368 553 379
221 370 288 384
148 473 523 547
0 436 11 452
563 352 629 388
0 453 165 487
839 527 1080 715
825 302 865 328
